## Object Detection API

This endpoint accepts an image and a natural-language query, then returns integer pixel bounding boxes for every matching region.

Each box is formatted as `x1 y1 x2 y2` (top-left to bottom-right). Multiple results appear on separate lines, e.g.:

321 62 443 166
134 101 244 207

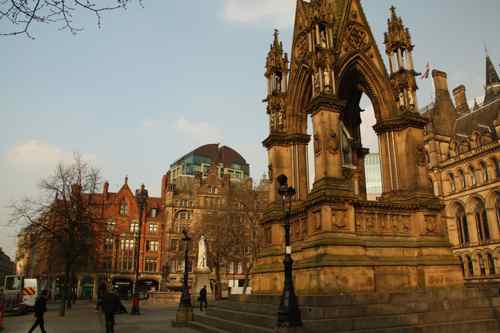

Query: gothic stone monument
255 0 462 295
190 1 500 332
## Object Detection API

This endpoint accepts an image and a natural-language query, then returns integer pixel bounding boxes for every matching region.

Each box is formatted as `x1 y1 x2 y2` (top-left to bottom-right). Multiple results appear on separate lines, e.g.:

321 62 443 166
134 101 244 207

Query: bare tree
10 154 107 316
192 181 268 298
0 0 142 38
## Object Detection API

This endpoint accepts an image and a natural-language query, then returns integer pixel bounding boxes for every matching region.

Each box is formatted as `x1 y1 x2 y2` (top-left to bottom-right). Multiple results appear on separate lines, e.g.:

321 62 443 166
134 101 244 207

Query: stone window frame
119 201 128 216
145 258 158 273
148 223 158 233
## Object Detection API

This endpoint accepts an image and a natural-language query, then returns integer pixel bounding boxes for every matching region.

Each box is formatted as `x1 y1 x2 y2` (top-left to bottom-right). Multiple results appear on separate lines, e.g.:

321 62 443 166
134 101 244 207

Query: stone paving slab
4 302 199 333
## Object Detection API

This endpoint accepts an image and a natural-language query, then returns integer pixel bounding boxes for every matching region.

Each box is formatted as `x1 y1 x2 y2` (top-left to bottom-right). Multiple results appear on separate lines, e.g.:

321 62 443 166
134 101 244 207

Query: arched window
448 173 456 193
456 204 469 245
469 166 477 187
466 255 474 276
458 169 466 189
487 253 496 275
119 201 128 216
481 161 489 183
478 255 486 276
474 199 490 242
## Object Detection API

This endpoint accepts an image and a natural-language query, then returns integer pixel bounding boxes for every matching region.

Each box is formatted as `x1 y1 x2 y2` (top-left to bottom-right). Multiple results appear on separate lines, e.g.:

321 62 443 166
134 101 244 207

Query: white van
3 275 38 314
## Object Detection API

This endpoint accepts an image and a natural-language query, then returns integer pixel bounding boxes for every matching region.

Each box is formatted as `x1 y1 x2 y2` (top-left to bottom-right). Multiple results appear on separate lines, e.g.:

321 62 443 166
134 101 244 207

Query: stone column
466 212 479 245
487 208 500 240
311 105 342 180
308 98 351 196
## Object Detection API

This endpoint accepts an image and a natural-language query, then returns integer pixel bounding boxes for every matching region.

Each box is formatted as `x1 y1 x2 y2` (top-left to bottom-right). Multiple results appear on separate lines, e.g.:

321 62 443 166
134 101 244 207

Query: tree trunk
215 260 222 300
59 265 71 316
242 261 254 295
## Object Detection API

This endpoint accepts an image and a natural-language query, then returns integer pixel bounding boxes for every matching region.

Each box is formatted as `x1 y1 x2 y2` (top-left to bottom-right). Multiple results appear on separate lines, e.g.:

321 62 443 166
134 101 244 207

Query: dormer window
119 201 128 216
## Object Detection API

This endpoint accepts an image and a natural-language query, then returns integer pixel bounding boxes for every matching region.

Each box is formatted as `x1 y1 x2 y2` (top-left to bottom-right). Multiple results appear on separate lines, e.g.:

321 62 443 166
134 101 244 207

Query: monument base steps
188 287 500 333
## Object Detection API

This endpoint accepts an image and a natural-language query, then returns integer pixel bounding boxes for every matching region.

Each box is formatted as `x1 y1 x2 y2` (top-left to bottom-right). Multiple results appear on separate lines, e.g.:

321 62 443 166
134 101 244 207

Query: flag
420 62 431 80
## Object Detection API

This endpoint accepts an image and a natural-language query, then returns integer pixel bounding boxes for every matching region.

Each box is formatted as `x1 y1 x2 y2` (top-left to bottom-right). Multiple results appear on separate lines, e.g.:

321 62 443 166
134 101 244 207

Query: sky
1 0 499 259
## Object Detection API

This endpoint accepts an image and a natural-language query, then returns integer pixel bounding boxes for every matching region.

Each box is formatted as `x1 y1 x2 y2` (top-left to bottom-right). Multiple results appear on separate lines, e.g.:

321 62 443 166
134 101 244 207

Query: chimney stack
103 181 109 196
432 70 449 92
452 85 470 115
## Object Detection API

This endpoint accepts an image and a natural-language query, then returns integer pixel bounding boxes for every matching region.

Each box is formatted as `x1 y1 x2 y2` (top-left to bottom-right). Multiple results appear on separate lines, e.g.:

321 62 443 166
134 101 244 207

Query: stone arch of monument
257 0 463 295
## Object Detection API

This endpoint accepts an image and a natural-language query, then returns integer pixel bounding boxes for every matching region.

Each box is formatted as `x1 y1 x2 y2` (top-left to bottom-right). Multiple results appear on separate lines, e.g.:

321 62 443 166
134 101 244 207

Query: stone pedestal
193 270 211 296
172 305 193 327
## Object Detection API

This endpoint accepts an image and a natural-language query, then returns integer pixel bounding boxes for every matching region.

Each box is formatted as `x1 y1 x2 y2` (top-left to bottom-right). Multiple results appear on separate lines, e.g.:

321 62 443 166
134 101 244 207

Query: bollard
0 302 4 332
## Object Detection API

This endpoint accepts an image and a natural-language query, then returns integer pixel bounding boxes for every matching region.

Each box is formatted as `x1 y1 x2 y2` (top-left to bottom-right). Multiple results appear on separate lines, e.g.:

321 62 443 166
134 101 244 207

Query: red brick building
18 177 165 300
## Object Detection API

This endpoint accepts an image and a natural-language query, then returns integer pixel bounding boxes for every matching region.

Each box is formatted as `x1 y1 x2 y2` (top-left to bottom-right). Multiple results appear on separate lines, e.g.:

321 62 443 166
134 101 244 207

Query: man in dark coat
28 290 48 333
96 282 107 311
101 289 121 333
199 285 208 312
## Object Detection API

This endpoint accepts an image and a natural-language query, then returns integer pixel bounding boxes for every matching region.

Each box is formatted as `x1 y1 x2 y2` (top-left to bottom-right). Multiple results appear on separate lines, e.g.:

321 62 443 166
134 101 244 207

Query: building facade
424 56 500 285
161 144 266 293
16 178 165 300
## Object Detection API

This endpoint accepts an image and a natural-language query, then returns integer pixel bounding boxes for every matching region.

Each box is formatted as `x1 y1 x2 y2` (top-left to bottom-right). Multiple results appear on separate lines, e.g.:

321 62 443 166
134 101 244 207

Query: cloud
6 140 74 170
0 141 96 258
142 119 155 129
174 117 223 145
222 0 296 27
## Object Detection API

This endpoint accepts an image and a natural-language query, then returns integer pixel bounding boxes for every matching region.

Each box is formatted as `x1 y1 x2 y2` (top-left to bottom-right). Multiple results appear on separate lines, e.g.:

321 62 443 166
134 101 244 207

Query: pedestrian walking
101 288 122 333
96 282 107 311
28 290 48 333
199 285 208 312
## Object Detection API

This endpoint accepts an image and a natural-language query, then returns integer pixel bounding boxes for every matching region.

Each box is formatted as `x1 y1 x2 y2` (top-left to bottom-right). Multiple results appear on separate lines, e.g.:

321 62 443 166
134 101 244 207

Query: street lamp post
131 184 148 315
173 229 194 325
276 175 303 332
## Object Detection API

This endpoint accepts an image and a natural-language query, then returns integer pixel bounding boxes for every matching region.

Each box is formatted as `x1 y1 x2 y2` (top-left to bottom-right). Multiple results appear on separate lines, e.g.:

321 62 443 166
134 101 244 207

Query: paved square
4 301 200 333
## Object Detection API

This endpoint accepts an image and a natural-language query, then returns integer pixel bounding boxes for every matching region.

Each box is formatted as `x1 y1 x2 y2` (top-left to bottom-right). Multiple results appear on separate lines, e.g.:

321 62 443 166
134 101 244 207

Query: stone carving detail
424 215 438 234
314 210 322 230
356 211 411 236
312 71 321 96
449 141 457 158
314 134 321 156
327 131 339 154
332 210 346 230
269 104 286 132
346 23 369 52
416 144 427 166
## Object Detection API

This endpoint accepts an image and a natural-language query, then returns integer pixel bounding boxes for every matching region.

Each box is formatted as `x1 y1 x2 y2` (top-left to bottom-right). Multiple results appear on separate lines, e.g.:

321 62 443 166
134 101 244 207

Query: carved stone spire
486 54 500 86
265 29 289 133
384 6 418 112
484 54 500 104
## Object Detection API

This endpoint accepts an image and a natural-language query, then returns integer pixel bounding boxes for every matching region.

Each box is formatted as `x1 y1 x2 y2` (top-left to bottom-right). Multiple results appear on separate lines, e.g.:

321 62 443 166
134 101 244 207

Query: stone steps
192 289 500 333
207 307 276 329
188 320 230 333
193 311 274 333
216 296 500 321
333 319 499 333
